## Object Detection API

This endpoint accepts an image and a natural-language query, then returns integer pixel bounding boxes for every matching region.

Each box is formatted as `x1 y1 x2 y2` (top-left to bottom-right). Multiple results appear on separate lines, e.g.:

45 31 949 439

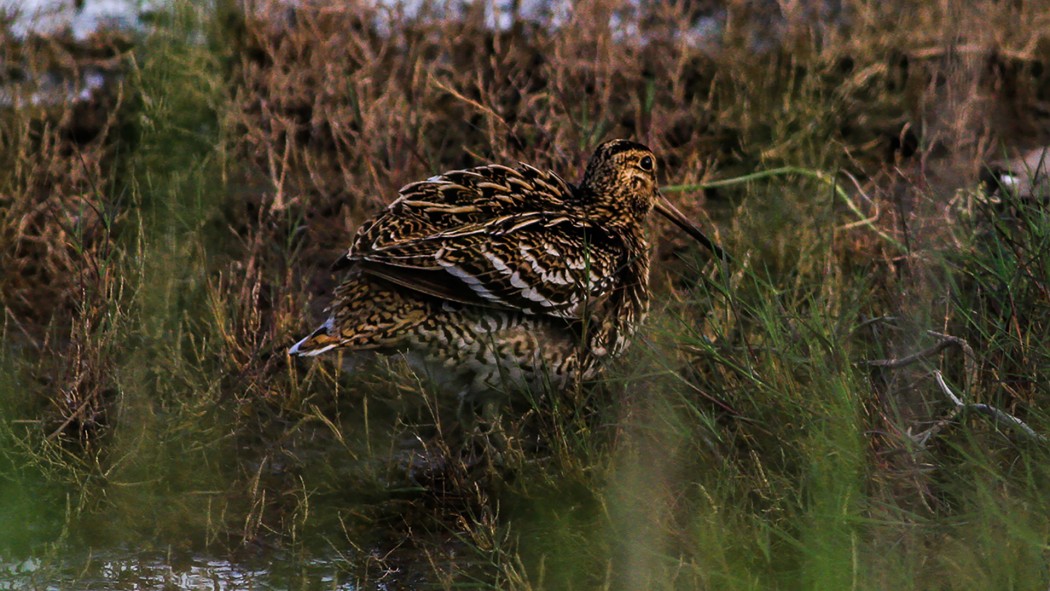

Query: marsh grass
2 0 1050 589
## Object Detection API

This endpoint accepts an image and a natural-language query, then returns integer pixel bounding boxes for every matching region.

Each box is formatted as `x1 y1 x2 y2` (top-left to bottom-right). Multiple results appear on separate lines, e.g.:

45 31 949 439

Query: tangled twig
911 371 1047 446
866 331 1044 446
866 330 977 392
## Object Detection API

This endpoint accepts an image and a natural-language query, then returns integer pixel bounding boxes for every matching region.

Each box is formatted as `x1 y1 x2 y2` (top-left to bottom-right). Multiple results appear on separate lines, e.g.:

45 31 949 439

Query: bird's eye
638 156 654 171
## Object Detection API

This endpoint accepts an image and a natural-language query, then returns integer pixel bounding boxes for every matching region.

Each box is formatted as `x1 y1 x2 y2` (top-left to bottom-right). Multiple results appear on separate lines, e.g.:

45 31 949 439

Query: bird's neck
576 200 643 234
575 185 651 226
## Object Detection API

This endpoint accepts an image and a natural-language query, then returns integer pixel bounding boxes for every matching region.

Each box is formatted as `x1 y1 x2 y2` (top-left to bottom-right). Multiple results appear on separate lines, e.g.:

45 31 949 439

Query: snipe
289 139 727 404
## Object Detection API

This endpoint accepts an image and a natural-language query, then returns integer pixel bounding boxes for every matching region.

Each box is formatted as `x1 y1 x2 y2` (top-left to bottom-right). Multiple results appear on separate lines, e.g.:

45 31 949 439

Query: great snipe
289 139 726 404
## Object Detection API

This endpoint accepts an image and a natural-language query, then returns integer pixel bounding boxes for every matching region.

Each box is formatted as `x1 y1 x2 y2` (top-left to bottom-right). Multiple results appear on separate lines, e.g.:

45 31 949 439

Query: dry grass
2 0 1050 588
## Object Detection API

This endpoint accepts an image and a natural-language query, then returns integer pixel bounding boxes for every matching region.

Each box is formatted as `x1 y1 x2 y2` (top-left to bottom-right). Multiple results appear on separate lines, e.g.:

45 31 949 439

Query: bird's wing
353 213 623 319
330 162 621 318
337 163 575 263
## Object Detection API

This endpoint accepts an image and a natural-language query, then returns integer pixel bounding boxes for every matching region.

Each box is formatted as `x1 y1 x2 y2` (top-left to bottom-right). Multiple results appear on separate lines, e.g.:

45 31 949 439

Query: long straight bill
654 196 732 264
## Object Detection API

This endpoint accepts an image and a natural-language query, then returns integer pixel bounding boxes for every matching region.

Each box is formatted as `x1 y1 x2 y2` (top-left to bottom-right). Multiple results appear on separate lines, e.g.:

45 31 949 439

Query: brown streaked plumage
289 139 726 401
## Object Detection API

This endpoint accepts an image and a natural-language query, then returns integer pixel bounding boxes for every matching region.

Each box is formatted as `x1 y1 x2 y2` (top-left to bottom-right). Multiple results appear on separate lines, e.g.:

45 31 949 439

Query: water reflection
0 551 362 591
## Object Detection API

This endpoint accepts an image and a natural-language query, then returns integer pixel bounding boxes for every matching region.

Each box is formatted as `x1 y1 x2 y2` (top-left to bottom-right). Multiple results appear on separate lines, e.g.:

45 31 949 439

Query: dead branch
866 330 977 391
912 371 1046 446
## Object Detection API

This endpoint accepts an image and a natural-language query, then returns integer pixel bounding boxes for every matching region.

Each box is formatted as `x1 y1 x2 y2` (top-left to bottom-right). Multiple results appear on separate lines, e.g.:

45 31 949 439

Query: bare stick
934 372 1047 442
911 405 963 447
922 370 1047 444
47 394 95 441
870 331 1043 445
927 332 978 393
866 330 977 392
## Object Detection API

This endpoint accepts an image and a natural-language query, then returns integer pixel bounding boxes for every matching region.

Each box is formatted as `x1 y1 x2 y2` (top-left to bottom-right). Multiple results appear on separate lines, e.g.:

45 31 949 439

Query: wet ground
1 550 359 590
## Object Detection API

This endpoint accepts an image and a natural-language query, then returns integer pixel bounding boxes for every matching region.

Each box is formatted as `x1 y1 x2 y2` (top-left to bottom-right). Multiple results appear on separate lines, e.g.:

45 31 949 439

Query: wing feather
332 162 621 319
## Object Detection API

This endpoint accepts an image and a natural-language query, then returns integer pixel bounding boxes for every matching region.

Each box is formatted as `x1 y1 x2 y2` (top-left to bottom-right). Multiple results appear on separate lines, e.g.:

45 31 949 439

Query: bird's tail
288 317 342 357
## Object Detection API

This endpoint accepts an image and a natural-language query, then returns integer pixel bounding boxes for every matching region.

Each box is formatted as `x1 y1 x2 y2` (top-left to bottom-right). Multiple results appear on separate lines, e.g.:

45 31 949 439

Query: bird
288 139 727 409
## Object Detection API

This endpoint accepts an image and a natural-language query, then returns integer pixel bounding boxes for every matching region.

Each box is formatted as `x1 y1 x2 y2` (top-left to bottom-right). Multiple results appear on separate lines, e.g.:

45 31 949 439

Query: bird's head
580 139 730 262
581 139 660 218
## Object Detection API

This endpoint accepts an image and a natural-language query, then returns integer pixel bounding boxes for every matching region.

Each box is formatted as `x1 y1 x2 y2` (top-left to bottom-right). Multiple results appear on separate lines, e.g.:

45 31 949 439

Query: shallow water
0 549 368 590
